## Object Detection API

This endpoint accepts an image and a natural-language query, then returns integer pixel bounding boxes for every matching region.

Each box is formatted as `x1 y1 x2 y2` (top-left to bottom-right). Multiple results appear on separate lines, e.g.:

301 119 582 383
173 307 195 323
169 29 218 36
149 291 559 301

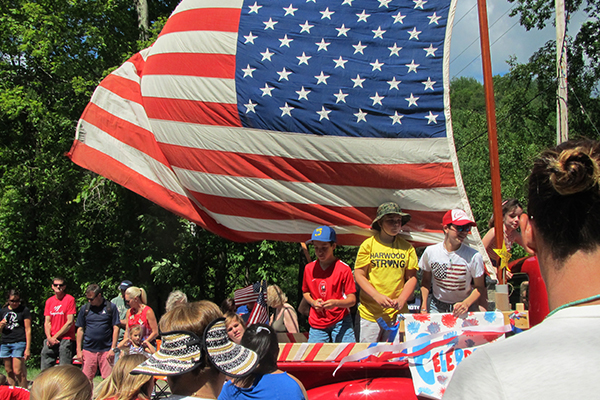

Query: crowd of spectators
8 139 599 399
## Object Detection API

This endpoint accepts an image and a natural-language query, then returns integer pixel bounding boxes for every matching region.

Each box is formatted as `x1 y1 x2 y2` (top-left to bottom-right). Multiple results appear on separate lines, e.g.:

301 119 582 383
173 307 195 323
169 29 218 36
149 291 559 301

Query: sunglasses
451 224 472 233
8 299 20 303
52 283 65 287
86 293 99 302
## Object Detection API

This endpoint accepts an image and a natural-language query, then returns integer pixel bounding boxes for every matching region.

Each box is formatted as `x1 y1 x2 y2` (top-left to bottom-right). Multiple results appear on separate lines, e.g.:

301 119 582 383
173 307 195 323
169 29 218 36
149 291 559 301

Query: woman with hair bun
120 287 158 351
445 139 600 399
218 324 307 400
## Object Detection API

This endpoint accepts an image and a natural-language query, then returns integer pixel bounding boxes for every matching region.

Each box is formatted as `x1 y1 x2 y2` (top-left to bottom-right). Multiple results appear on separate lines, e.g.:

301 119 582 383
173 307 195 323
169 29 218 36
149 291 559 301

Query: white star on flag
424 44 438 57
353 41 367 54
320 7 335 19
280 103 294 117
263 18 277 30
279 35 293 47
370 59 384 71
406 93 419 106
261 84 274 96
388 43 402 56
242 65 256 77
370 92 385 106
283 4 297 15
244 100 257 113
422 77 436 90
296 87 311 100
334 89 349 103
352 74 365 88
277 68 292 81
299 21 313 33
354 109 367 122
315 71 330 84
356 10 370 22
317 106 332 120
248 2 262 13
390 111 404 125
425 111 439 124
244 32 257 44
260 49 274 61
334 56 349 68
387 77 401 90
297 52 311 65
413 0 427 9
408 27 422 40
392 12 406 23
406 60 420 73
336 24 350 36
428 12 442 24
372 27 386 39
316 39 331 51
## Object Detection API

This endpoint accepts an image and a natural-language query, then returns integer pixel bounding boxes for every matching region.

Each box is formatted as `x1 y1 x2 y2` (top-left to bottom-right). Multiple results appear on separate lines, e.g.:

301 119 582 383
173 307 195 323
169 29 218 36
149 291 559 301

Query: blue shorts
0 342 26 358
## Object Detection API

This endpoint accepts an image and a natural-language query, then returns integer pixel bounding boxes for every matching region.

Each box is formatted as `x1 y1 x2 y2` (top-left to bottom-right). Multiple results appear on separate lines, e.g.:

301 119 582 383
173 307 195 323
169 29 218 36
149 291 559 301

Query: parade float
66 0 559 395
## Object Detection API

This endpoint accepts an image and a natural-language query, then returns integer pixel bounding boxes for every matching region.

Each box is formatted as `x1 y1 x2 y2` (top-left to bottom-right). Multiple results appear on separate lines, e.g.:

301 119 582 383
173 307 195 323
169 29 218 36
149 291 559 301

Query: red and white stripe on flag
67 0 485 250
234 284 257 307
247 294 269 326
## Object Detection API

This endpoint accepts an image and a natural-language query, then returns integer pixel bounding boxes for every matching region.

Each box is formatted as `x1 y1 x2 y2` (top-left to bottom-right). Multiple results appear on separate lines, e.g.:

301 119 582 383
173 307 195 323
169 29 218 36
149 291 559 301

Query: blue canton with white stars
235 0 449 138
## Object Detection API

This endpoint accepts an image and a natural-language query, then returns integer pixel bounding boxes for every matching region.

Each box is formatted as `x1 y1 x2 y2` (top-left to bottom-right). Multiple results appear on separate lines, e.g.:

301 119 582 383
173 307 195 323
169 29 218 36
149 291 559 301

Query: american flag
247 280 269 325
234 281 265 306
67 0 483 248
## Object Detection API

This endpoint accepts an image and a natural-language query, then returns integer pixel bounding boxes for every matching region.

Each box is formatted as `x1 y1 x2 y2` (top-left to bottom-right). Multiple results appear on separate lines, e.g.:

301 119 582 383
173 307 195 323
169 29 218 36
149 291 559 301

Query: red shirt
44 294 77 340
0 385 30 400
128 305 152 341
302 259 356 329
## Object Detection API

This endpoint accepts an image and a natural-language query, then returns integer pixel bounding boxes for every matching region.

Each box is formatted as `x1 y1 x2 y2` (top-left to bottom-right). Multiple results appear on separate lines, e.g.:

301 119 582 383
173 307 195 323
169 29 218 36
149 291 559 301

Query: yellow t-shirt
355 234 419 322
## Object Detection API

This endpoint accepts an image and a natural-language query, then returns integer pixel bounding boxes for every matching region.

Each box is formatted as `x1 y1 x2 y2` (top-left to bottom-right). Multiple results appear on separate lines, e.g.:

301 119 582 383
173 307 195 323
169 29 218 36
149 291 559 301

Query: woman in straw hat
132 301 258 400
219 324 306 400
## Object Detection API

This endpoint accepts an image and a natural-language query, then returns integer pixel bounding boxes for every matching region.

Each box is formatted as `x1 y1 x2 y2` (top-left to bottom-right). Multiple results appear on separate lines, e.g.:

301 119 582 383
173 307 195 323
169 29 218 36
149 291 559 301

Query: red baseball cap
442 209 477 227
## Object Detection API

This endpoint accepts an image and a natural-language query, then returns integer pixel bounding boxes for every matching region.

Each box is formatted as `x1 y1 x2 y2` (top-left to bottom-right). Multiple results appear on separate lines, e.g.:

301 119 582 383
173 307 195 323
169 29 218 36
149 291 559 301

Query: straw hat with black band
132 318 258 378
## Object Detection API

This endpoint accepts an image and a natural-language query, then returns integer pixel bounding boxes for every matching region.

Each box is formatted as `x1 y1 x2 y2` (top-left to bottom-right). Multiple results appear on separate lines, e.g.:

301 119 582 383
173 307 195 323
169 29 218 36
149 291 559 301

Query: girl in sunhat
132 301 259 400
354 202 419 342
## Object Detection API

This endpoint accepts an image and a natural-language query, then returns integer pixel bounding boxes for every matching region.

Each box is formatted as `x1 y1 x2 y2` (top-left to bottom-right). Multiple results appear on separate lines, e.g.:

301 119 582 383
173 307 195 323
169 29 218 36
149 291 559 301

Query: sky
449 0 569 80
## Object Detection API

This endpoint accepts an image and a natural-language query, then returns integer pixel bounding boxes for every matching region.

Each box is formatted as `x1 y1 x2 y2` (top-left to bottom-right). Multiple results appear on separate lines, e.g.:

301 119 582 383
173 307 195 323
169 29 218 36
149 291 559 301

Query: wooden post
476 0 504 284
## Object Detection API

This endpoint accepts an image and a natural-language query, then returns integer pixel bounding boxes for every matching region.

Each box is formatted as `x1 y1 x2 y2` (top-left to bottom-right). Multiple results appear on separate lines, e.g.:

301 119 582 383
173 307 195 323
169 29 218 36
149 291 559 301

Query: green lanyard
545 294 600 319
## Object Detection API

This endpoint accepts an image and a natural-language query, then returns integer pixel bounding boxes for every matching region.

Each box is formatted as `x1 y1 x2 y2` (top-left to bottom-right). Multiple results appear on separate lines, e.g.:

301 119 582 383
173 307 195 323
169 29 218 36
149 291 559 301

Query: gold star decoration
494 241 512 272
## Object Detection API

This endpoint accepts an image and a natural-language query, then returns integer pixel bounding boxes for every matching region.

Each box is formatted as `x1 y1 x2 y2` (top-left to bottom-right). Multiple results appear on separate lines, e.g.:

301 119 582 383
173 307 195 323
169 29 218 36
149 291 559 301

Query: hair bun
550 147 600 195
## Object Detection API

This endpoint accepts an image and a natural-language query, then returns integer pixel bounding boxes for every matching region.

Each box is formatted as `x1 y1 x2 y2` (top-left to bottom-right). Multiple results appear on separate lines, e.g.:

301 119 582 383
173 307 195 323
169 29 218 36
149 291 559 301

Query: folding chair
151 339 170 400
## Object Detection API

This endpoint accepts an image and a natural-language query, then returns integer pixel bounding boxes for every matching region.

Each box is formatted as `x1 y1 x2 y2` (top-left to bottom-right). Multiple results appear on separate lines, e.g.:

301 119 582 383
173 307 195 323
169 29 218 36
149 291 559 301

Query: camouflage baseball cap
371 202 411 229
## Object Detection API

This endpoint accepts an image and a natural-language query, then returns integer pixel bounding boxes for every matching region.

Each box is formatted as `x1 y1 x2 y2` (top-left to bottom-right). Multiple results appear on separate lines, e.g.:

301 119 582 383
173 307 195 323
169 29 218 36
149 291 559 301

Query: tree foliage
1 0 599 367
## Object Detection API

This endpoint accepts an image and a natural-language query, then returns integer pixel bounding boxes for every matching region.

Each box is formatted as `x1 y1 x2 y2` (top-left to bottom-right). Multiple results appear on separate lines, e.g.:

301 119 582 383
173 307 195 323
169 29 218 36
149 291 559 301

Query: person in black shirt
0 289 31 387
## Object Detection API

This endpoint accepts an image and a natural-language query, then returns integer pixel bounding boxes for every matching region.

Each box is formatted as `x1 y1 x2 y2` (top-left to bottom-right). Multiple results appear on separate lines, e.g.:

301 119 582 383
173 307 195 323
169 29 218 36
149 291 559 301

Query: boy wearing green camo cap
354 202 419 342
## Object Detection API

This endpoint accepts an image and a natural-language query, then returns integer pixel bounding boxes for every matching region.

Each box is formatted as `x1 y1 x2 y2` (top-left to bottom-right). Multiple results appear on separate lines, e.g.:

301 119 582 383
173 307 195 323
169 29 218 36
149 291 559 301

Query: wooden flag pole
476 0 505 287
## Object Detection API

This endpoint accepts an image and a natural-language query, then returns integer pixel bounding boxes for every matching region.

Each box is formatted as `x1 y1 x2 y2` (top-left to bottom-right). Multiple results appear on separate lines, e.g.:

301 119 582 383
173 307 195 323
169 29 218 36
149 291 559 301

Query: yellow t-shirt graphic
355 234 419 322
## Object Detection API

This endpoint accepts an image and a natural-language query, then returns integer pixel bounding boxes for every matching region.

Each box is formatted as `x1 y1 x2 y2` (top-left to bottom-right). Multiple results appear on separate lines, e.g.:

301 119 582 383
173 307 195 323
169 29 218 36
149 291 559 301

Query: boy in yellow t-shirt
354 202 419 342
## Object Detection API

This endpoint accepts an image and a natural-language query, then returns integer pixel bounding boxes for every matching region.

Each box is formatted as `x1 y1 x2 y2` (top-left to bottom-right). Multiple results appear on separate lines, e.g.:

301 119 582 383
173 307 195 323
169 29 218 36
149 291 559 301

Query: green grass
0 365 103 387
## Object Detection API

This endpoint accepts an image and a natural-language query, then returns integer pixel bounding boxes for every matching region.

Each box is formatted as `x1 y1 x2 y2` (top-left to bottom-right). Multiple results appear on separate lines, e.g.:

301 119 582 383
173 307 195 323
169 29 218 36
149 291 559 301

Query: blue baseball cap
307 226 337 243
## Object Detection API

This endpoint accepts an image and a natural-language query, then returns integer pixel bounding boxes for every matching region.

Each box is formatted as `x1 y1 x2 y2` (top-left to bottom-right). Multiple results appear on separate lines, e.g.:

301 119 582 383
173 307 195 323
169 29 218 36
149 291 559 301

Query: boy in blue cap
302 226 357 343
